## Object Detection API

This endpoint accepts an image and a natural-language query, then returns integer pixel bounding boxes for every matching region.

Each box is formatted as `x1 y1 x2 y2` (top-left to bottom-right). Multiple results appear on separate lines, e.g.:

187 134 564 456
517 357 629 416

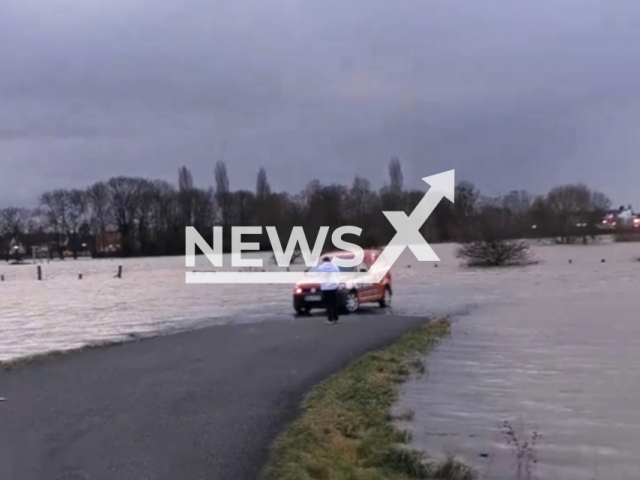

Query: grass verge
263 317 473 480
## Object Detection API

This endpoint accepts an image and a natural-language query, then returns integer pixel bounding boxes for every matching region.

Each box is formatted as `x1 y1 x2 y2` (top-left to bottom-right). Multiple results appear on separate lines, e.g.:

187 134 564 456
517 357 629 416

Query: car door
366 250 385 300
355 252 376 302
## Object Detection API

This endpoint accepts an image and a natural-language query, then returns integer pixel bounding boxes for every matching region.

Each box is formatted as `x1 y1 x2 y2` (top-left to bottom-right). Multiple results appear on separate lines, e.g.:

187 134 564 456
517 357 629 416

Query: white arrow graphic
368 169 455 283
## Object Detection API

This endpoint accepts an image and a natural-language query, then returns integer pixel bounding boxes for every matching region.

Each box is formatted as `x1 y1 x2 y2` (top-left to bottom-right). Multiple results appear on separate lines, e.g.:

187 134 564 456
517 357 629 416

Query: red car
292 249 392 315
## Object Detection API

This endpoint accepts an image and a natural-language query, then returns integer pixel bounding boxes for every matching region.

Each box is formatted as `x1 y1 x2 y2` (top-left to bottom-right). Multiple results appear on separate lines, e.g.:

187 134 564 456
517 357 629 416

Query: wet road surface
0 314 430 480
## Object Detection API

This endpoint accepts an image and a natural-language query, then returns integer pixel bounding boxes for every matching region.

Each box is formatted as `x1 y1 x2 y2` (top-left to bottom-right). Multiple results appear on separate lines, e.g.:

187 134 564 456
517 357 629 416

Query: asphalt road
0 314 430 480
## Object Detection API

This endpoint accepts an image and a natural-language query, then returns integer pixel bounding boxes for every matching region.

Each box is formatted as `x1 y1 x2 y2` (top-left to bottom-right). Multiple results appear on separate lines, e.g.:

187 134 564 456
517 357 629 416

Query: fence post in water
79 273 83 280
37 265 42 281
116 265 123 278
1 274 4 282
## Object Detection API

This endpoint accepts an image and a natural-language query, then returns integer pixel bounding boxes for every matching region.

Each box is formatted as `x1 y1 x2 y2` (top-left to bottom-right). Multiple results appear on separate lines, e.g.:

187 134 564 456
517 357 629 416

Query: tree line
0 158 619 260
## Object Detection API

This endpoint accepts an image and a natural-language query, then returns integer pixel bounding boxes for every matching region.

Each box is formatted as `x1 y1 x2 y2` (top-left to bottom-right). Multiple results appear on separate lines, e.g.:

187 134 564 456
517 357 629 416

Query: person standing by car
315 256 341 324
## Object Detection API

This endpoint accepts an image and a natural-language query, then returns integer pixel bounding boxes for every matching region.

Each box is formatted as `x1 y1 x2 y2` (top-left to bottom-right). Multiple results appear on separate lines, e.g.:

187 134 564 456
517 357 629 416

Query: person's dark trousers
322 289 340 322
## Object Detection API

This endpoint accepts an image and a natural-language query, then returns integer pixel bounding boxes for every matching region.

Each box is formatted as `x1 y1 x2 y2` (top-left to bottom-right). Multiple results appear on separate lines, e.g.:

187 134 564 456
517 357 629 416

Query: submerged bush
455 239 532 267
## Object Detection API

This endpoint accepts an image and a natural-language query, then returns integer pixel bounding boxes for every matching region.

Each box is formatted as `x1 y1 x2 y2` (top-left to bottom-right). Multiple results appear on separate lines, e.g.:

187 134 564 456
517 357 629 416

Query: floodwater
1 239 640 478
394 241 640 480
0 253 299 361
0 245 471 361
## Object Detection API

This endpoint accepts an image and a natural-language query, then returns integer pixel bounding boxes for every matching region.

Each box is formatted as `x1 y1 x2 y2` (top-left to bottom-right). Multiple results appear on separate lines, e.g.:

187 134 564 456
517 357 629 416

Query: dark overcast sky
1 0 640 207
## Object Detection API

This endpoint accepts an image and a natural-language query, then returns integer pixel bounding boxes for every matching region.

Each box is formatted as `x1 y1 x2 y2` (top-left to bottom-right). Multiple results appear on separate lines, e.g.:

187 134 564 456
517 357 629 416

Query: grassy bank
264 318 472 480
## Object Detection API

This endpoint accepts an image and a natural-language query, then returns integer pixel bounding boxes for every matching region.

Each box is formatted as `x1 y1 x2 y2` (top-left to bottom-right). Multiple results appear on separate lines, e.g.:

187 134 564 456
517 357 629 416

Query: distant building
95 231 123 254
8 237 25 253
59 234 92 258
8 237 26 262
600 205 635 229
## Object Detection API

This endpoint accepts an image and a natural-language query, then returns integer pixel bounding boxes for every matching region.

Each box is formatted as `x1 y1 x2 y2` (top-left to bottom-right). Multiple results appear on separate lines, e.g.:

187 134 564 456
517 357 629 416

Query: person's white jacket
314 261 340 290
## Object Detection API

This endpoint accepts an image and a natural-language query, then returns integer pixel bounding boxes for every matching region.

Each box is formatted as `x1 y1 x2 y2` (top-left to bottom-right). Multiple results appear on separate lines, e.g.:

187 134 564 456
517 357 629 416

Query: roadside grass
264 318 473 480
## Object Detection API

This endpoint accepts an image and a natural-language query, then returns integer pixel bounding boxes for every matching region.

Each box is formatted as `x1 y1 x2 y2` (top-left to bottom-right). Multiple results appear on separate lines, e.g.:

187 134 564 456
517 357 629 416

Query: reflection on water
394 242 640 480
0 254 297 361
0 245 470 361
1 241 640 478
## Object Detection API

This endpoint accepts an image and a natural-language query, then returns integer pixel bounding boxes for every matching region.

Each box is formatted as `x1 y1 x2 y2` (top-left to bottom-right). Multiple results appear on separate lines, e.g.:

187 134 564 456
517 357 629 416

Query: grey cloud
1 0 640 207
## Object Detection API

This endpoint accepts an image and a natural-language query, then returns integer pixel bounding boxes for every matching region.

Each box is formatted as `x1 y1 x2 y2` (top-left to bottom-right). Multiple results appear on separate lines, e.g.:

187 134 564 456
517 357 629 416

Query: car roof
322 249 380 258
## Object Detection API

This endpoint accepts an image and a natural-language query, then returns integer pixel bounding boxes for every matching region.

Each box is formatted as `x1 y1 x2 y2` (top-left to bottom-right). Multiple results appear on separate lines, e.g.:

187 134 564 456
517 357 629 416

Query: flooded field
0 254 297 361
395 241 640 480
1 239 640 478
0 243 480 361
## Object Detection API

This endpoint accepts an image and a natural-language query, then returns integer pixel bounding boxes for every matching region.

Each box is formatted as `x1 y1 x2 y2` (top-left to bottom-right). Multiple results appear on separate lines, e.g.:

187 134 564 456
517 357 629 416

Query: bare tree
455 181 479 219
502 190 533 217
256 167 271 202
590 191 612 212
39 190 69 234
178 166 196 227
300 181 348 249
39 190 73 258
107 177 147 256
192 188 215 233
0 207 30 238
135 180 154 255
380 158 405 213
0 207 32 261
0 159 625 260
449 181 480 241
502 190 534 235
214 161 232 228
178 166 194 191
136 180 178 255
537 184 611 244
234 190 255 226
254 167 273 243
389 157 404 193
86 182 112 255
65 189 88 258
348 175 374 225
